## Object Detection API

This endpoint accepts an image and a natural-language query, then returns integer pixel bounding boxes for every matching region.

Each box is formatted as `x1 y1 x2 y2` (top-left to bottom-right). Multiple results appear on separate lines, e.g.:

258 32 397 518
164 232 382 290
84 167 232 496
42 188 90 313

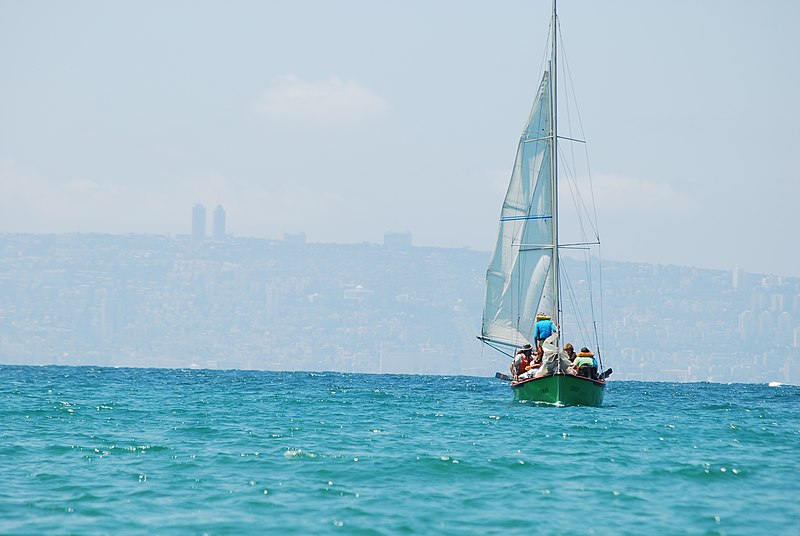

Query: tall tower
192 204 206 243
213 204 226 241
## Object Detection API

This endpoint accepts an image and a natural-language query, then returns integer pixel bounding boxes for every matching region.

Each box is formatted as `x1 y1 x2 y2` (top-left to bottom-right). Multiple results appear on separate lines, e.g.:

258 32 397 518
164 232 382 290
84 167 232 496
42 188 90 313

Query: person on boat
563 343 576 363
517 347 544 380
510 344 534 380
533 313 559 349
533 346 544 366
571 347 598 379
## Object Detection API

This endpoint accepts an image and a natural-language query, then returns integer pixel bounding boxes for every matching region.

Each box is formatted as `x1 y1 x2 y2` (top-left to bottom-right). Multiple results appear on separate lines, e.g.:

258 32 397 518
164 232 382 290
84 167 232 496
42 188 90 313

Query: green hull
511 373 605 407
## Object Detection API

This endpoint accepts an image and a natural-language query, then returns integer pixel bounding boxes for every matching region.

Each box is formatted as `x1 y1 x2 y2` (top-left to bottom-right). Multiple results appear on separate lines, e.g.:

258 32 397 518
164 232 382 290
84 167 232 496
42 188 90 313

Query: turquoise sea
1 365 798 535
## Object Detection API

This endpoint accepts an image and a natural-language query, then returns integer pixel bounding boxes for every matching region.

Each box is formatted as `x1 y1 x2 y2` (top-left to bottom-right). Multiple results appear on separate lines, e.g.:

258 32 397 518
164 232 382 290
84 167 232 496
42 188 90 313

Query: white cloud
571 173 700 218
253 74 390 127
554 172 705 267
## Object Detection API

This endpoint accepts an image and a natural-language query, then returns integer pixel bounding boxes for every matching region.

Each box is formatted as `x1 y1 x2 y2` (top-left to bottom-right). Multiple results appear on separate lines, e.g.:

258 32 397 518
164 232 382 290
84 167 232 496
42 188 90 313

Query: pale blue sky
1 0 798 276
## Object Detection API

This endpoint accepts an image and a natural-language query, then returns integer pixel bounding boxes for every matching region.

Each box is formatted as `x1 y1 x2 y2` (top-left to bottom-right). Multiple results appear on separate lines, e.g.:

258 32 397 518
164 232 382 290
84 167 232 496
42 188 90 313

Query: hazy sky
1 0 798 276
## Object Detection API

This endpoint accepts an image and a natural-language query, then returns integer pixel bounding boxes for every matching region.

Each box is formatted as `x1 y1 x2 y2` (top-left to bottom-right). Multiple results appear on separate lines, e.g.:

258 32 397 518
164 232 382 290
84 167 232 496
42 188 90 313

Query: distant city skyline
190 203 226 243
1 1 798 277
1 232 797 383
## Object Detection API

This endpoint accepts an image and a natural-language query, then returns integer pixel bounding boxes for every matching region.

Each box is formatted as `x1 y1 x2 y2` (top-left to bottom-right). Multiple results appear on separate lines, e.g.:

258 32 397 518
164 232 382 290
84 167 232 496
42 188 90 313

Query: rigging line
479 338 515 360
556 25 582 210
554 120 601 359
559 263 574 345
536 17 552 97
558 143 600 241
561 280 586 357
478 336 527 350
585 244 598 345
557 145 596 244
581 142 600 238
581 229 603 372
559 29 600 236
561 43 600 236
559 261 592 347
557 26 585 148
593 321 604 373
558 143 597 241
555 6 604 373
558 150 589 240
596 242 606 365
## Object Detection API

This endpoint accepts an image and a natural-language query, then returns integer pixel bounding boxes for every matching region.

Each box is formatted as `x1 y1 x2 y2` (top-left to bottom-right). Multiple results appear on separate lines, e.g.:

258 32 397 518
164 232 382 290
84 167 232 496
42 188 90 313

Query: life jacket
575 351 598 379
576 351 596 367
516 354 532 375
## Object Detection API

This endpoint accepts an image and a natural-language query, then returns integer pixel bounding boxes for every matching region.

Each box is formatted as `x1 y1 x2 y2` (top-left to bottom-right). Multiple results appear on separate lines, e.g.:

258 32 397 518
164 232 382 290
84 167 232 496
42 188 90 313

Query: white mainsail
480 71 557 348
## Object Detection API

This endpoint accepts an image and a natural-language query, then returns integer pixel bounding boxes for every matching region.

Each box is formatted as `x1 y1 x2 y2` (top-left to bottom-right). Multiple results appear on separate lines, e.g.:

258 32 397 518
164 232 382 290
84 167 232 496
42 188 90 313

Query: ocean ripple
0 366 798 534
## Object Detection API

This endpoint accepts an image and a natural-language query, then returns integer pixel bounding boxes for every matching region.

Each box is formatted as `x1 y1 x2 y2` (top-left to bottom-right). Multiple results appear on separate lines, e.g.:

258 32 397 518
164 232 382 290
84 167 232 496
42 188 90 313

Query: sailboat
478 0 609 407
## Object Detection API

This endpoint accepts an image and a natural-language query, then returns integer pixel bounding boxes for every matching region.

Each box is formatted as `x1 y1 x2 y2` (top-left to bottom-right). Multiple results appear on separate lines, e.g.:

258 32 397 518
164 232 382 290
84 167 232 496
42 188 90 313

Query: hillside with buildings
1 228 798 384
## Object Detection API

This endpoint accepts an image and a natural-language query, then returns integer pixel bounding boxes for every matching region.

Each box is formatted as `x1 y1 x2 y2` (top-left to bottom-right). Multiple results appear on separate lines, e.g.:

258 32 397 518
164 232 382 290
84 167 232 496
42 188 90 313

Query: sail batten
480 70 557 347
500 215 551 222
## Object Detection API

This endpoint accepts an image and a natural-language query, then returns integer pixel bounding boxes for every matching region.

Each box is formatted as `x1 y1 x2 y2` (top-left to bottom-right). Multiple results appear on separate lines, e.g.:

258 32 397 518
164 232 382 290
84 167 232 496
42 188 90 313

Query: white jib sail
481 71 555 348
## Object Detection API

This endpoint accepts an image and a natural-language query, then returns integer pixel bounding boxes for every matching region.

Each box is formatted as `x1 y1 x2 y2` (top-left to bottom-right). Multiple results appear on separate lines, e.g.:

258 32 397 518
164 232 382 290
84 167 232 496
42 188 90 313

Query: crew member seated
511 344 533 380
510 344 545 381
518 346 544 380
571 347 598 380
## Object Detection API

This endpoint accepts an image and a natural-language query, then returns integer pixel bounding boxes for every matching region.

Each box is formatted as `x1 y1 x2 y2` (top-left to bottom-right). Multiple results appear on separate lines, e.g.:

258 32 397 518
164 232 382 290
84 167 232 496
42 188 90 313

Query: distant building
751 291 767 313
758 310 773 337
732 267 742 289
213 204 226 241
384 231 412 250
344 284 373 302
771 293 785 312
777 311 793 339
738 310 753 340
192 204 206 243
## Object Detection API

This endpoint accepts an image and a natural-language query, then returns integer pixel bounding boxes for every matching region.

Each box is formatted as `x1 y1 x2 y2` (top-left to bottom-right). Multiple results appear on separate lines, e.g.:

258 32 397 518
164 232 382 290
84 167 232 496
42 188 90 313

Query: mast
550 0 560 329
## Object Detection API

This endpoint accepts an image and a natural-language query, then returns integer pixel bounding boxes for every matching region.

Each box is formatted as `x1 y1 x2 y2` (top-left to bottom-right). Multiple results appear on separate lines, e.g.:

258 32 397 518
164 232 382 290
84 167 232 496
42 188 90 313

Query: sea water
1 365 798 535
